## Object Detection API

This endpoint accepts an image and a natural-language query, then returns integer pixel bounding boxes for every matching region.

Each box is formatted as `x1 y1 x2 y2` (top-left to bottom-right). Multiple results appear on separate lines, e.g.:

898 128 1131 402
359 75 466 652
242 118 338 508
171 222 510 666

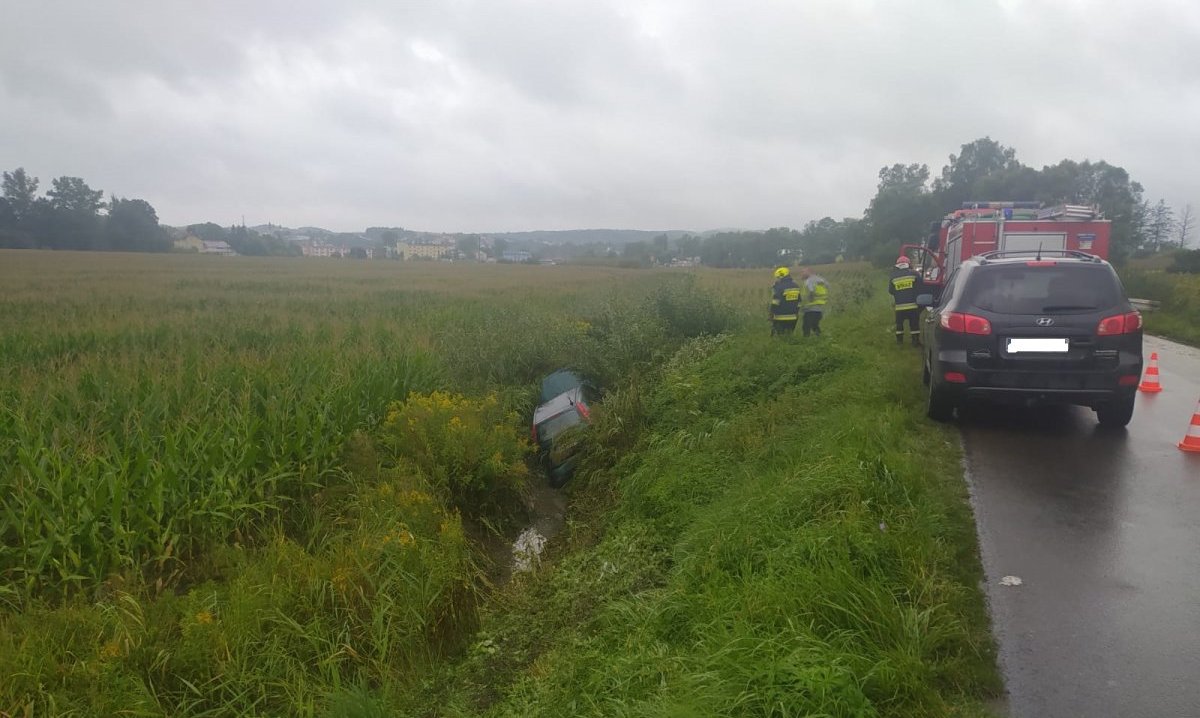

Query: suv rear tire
926 361 956 422
1096 395 1135 428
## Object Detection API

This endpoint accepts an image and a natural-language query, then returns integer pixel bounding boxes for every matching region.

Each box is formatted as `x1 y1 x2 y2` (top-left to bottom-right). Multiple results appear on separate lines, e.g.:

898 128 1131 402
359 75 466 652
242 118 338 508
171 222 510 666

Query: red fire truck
902 201 1111 292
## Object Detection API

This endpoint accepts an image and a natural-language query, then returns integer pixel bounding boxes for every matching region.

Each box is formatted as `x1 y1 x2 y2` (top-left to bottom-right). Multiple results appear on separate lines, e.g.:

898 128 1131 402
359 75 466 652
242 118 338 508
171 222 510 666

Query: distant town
167 223 705 266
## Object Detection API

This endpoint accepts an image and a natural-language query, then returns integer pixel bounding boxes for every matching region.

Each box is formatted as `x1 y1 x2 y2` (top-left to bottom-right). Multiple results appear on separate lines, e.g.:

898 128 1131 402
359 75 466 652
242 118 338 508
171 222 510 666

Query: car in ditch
920 249 1143 427
531 370 597 487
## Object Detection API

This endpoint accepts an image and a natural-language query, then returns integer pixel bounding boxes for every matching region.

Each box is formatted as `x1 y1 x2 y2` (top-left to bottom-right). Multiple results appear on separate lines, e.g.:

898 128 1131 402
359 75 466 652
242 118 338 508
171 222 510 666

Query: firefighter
799 267 828 337
889 256 923 346
769 266 801 335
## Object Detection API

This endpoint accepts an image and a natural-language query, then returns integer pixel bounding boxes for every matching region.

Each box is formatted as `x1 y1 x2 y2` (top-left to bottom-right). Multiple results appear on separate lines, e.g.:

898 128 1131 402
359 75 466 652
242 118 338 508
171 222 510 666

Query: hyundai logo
1036 317 1055 327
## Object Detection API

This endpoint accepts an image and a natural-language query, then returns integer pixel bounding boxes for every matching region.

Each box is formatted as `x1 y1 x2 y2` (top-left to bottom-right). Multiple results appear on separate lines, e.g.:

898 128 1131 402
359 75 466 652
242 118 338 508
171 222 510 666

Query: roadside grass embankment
1122 268 1200 346
426 269 1001 717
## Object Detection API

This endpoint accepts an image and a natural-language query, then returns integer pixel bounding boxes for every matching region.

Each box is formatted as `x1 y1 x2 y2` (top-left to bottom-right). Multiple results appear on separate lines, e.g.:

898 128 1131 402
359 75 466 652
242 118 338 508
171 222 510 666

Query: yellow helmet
774 266 790 279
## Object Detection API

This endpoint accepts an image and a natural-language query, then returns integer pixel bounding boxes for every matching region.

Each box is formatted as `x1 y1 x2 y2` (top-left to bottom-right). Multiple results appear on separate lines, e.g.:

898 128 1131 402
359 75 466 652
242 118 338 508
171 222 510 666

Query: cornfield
0 251 735 599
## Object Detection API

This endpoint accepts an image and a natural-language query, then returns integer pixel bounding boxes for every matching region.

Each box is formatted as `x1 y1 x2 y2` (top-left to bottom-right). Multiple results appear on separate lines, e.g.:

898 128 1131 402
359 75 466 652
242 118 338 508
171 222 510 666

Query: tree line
5 140 1193 264
1 168 170 252
0 167 309 257
664 138 1191 268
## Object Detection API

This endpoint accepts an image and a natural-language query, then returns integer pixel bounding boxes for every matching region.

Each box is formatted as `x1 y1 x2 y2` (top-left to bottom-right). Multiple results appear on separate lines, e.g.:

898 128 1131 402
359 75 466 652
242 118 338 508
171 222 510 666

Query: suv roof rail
977 249 1103 263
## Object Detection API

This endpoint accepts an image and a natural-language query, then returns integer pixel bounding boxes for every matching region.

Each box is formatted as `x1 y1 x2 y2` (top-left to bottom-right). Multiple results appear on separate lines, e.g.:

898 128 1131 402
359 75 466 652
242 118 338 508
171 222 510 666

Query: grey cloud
2 0 1199 232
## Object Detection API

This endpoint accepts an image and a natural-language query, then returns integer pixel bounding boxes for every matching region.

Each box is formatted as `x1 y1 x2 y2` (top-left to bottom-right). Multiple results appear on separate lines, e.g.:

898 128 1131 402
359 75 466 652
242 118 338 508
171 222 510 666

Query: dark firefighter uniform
770 274 802 335
889 264 923 346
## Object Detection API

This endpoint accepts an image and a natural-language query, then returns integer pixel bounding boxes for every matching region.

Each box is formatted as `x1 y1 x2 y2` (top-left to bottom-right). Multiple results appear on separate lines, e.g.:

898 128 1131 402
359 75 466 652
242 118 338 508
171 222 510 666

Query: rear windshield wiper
1041 304 1097 311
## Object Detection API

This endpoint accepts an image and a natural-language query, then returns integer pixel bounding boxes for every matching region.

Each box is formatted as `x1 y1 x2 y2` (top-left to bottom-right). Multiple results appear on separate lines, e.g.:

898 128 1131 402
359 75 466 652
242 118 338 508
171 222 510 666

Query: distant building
400 241 452 260
301 241 338 258
502 250 532 262
200 240 236 256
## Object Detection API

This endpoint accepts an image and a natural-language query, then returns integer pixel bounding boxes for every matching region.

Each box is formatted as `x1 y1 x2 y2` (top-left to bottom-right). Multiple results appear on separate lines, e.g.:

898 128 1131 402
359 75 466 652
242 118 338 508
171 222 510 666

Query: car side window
937 269 960 307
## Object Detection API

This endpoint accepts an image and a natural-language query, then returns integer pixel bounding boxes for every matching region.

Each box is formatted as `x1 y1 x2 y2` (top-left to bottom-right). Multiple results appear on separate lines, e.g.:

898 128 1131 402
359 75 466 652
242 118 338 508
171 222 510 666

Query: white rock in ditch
999 575 1023 587
512 528 547 573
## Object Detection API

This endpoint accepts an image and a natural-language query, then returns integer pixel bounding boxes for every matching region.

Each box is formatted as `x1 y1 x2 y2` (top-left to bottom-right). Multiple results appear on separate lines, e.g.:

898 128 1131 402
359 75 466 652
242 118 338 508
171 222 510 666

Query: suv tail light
575 401 591 421
1096 311 1142 336
940 312 992 335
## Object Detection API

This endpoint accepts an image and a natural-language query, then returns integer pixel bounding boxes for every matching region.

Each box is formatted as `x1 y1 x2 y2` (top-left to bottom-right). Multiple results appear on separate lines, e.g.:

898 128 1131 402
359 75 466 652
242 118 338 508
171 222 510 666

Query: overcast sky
3 1 1199 233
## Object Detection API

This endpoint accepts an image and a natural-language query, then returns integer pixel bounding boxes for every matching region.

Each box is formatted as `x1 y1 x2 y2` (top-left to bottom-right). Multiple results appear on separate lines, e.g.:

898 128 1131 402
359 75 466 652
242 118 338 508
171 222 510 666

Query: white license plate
1007 337 1070 353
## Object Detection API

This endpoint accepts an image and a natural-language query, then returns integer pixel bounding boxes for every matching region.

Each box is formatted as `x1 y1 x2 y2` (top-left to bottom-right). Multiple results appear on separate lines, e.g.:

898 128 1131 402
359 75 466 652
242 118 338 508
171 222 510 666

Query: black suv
920 250 1143 427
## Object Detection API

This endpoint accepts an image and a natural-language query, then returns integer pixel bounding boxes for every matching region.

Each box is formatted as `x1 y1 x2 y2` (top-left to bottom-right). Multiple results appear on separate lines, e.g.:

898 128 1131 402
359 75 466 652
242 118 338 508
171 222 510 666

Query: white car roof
533 387 584 425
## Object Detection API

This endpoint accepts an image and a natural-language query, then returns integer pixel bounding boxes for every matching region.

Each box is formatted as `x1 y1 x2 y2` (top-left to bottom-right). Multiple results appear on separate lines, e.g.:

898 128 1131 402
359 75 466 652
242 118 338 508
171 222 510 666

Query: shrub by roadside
1122 269 1200 346
381 390 531 512
1167 248 1200 274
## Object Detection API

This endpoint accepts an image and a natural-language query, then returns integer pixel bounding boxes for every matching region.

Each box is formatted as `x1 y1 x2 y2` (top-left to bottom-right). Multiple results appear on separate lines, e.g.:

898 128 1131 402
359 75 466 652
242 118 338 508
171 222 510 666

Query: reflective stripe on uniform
894 303 918 311
772 314 798 321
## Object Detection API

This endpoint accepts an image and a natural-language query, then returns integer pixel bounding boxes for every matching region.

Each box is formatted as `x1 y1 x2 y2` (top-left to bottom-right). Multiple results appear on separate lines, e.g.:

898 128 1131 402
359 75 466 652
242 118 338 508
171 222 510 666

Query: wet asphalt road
962 335 1200 717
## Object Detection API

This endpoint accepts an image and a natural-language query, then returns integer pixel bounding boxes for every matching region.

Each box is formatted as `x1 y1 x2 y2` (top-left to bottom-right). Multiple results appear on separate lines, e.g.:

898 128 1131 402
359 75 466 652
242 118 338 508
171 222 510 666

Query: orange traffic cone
1139 352 1163 393
1180 398 1200 453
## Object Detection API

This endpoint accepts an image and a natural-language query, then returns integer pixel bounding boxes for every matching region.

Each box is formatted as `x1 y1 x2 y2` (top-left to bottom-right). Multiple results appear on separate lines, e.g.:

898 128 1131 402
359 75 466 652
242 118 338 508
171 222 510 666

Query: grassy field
0 251 998 716
1121 268 1200 346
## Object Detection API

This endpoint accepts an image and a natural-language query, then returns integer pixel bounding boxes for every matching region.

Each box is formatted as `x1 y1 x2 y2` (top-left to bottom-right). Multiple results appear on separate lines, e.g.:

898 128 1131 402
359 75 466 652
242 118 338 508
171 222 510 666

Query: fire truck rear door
1001 232 1066 254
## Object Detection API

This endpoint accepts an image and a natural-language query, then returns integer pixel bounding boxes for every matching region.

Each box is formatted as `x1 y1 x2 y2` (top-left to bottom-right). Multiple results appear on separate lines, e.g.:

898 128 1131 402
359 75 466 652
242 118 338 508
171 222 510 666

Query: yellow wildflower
439 514 462 538
195 610 214 625
400 490 432 505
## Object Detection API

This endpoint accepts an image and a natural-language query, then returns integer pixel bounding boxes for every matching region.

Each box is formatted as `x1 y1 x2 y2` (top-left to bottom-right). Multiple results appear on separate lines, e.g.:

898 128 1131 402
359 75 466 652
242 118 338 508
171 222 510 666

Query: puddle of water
524 480 567 539
510 481 567 573
479 480 568 586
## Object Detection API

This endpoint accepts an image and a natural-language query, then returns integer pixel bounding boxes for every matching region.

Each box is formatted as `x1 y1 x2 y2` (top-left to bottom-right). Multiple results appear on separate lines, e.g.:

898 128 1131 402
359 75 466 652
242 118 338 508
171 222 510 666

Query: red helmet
895 256 911 269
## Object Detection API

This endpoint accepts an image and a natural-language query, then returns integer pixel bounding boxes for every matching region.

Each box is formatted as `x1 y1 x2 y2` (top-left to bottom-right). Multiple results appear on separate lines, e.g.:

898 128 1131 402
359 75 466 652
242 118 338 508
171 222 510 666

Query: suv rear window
537 409 583 443
963 264 1121 315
